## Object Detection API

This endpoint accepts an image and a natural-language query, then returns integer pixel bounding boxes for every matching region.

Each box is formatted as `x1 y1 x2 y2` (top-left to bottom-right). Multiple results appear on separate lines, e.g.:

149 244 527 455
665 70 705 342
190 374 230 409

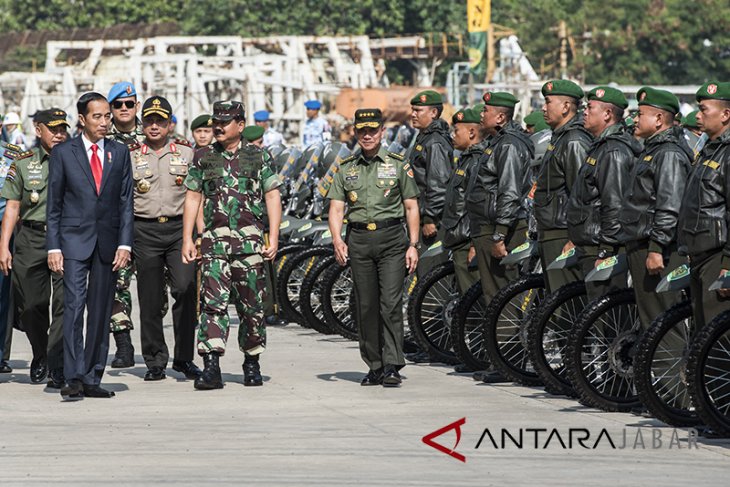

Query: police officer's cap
586 86 628 110
354 108 383 129
190 114 212 131
541 79 584 99
213 101 245 121
254 110 270 122
141 96 172 119
108 81 137 103
243 125 265 142
33 108 70 128
696 81 730 102
410 90 442 106
637 86 680 114
304 100 322 110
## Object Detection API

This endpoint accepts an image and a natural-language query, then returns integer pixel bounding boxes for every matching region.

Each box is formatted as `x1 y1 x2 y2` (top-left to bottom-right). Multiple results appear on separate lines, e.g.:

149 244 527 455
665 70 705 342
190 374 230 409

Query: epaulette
126 140 141 152
16 149 35 160
340 154 356 165
387 151 405 161
173 137 192 148
5 143 22 152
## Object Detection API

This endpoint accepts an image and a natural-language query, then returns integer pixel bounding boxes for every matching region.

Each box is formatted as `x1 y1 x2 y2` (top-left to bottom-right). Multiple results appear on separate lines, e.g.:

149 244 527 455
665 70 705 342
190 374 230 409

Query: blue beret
304 100 322 110
171 114 178 124
108 81 137 103
254 110 270 122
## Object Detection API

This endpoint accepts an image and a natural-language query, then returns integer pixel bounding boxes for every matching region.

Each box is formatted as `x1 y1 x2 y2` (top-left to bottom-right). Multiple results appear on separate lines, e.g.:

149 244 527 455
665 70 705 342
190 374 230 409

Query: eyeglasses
112 100 136 109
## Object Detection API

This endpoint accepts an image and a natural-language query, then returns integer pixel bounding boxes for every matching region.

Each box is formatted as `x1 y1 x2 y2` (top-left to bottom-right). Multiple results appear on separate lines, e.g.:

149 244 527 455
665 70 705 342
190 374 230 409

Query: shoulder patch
5 163 17 182
174 137 192 148
387 151 404 161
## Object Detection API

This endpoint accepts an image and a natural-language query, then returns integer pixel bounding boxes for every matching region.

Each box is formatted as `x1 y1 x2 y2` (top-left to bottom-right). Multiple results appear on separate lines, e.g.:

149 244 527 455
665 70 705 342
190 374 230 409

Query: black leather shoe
481 370 509 384
360 369 383 386
110 330 135 368
194 352 224 390
144 366 166 381
47 368 65 389
405 351 431 364
30 358 48 384
0 360 11 373
172 360 202 380
382 365 402 387
265 315 289 327
454 363 474 373
243 355 263 387
472 370 490 381
60 380 84 401
82 385 115 398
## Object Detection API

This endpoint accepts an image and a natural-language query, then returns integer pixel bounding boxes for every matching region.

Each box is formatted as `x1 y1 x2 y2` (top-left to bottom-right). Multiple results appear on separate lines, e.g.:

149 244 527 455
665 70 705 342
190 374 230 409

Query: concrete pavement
0 283 728 486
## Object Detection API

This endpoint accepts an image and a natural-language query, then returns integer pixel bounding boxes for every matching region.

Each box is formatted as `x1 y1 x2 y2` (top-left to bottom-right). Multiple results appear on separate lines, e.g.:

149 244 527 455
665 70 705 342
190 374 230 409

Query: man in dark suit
47 92 134 400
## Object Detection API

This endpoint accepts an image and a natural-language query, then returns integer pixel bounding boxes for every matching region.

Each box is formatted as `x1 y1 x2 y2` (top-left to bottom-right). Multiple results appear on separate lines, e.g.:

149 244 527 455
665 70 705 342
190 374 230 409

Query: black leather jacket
466 120 534 237
406 119 454 225
678 128 730 262
533 113 593 233
442 139 487 249
566 123 643 252
621 126 692 252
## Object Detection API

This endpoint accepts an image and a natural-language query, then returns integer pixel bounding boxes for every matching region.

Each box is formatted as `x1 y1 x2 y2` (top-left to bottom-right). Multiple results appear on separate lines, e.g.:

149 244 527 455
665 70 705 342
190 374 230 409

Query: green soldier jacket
407 119 453 225
465 120 534 238
566 123 642 252
678 128 730 265
442 139 488 249
620 126 692 252
533 113 593 235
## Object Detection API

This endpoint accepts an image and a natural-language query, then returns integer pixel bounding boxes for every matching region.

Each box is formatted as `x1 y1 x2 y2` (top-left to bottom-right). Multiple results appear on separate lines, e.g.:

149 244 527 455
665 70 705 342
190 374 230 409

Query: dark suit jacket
46 135 134 263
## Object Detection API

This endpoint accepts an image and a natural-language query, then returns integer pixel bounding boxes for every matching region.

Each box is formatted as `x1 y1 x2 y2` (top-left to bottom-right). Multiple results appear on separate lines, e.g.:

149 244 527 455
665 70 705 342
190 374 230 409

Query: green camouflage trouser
111 262 135 332
197 253 266 356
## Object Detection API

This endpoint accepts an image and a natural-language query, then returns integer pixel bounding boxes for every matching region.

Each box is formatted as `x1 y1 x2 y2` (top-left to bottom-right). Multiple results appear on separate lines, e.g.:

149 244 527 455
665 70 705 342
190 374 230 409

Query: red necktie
90 143 102 193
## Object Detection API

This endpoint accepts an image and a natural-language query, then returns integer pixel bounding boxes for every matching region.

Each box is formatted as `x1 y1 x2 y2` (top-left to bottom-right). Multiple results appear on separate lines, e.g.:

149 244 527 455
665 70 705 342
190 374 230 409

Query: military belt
349 218 403 231
134 215 183 224
21 220 47 232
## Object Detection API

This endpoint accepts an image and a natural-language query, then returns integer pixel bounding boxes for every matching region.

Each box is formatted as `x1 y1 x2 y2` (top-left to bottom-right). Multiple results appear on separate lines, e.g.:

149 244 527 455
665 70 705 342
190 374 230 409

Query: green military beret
523 111 550 132
541 79 584 99
696 81 730 102
682 110 699 129
482 91 519 108
452 107 480 124
411 90 443 106
586 86 628 109
242 125 264 142
190 114 212 131
637 86 679 114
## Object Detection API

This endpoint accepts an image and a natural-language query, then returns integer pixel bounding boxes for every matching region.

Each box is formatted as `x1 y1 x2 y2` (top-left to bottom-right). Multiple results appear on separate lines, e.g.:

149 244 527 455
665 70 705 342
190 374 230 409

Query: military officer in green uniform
621 87 691 330
442 106 483 294
523 111 550 134
328 108 420 387
0 109 68 387
190 114 213 149
182 100 282 390
678 81 730 330
131 96 203 382
534 80 593 293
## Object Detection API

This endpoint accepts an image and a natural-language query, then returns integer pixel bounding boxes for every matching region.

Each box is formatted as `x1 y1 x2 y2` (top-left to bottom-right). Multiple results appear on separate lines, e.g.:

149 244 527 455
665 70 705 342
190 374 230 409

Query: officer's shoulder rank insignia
387 151 404 161
127 140 141 152
16 150 34 160
173 137 191 148
341 154 356 165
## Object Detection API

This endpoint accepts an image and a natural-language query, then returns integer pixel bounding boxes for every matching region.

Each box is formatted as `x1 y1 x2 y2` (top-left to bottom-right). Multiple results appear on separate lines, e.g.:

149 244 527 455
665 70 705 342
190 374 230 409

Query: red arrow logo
422 417 467 463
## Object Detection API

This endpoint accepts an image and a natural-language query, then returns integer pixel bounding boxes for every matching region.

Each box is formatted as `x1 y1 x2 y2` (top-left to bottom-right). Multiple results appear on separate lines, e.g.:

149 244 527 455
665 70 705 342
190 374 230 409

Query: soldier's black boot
194 352 224 390
242 354 263 387
110 330 135 368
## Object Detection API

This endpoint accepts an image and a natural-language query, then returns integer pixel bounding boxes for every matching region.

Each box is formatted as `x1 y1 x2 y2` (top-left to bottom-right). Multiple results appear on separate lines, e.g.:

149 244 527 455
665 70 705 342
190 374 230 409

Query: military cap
254 110 270 122
637 86 680 114
452 107 480 124
242 125 265 142
304 99 322 110
354 108 383 129
212 100 245 121
190 114 212 131
682 110 699 129
411 90 443 106
696 81 730 102
108 81 137 103
542 79 584 99
482 91 520 108
523 111 550 131
586 86 628 109
33 108 69 127
141 96 172 119
171 114 178 124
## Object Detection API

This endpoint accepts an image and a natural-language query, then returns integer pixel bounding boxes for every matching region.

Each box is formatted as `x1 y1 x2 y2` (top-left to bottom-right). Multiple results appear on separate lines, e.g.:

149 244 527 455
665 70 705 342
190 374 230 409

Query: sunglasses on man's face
112 100 136 109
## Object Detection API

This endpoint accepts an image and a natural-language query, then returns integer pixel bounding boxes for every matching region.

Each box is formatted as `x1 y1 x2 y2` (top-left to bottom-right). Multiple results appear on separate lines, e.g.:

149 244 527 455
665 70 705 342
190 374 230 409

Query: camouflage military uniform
108 120 145 333
185 141 280 355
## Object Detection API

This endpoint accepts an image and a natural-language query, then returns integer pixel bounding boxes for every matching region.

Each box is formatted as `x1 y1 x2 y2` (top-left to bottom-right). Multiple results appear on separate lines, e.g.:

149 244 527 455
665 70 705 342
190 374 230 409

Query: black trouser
134 219 197 369
349 225 407 371
12 225 64 369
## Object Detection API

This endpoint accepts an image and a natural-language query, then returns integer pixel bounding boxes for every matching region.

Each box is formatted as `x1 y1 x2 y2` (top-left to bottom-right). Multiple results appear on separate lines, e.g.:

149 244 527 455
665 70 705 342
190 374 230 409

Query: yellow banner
467 0 491 32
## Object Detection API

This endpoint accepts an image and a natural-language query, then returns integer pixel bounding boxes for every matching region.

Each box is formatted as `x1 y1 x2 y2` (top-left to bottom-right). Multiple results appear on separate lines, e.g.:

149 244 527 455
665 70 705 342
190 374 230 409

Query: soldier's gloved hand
333 238 348 267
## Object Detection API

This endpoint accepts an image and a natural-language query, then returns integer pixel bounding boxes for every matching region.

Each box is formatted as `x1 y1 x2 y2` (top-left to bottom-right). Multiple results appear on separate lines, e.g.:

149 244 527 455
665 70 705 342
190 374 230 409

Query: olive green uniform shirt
131 139 194 218
1 147 50 222
327 145 419 222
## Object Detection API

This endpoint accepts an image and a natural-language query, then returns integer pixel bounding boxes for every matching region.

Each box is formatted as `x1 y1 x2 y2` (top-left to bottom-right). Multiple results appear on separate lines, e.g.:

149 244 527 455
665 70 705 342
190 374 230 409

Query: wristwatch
597 249 612 259
410 242 422 250
491 232 506 242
